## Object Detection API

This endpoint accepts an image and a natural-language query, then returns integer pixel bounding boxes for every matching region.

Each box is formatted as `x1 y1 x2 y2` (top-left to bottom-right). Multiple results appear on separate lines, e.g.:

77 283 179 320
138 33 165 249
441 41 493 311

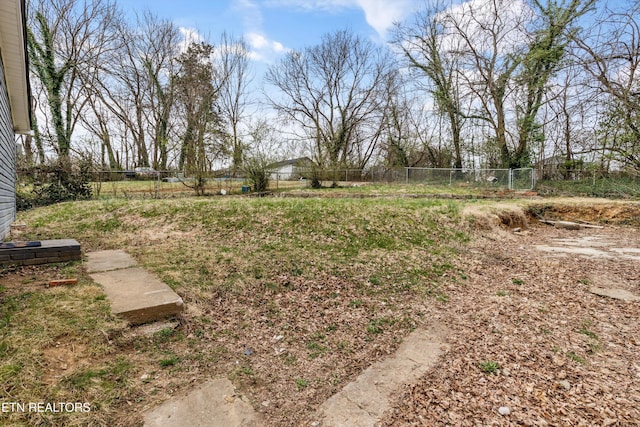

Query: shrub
242 156 270 192
17 158 93 210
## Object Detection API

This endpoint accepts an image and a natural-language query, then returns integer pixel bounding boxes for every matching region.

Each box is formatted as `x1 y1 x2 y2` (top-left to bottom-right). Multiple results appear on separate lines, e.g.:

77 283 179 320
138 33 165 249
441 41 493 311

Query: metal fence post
405 168 409 184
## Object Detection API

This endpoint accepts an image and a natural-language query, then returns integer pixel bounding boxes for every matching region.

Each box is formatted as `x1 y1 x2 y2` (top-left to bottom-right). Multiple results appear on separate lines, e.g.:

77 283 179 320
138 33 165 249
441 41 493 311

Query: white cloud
232 0 264 32
246 31 291 62
355 0 419 37
178 27 204 52
265 0 420 38
231 0 291 63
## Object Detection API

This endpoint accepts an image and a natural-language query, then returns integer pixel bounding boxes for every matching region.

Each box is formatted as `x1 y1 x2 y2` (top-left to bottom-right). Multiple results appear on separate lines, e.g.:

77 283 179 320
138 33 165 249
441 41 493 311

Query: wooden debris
539 219 604 230
48 278 78 288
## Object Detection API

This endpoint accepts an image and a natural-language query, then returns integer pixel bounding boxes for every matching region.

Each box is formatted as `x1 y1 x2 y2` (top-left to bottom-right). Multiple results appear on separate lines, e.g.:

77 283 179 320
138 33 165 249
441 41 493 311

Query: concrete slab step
87 251 183 325
314 324 447 426
86 250 139 273
143 379 261 427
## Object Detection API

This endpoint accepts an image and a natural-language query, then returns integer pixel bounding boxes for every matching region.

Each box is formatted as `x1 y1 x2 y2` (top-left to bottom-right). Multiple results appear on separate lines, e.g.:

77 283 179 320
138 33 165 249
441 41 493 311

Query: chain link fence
278 167 536 191
535 169 639 198
17 166 537 202
90 167 537 198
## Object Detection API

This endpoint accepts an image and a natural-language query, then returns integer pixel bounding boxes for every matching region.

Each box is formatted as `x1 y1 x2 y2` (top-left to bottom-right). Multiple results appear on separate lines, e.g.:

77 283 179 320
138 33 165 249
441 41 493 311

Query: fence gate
510 168 536 191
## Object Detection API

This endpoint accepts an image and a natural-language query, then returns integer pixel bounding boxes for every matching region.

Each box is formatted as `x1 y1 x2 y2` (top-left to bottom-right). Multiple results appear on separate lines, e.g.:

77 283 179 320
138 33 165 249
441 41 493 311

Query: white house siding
270 164 295 181
0 55 16 239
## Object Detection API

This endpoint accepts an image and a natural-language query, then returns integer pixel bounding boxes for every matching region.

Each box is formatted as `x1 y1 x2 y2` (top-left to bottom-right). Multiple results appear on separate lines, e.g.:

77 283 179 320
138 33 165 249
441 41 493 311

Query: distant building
0 0 31 238
268 157 312 180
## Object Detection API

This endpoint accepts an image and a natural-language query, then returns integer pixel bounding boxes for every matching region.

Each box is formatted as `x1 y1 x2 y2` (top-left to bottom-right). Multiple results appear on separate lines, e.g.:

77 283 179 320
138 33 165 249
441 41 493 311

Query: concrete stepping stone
86 250 183 324
143 379 261 427
86 249 139 273
314 324 446 426
590 287 640 302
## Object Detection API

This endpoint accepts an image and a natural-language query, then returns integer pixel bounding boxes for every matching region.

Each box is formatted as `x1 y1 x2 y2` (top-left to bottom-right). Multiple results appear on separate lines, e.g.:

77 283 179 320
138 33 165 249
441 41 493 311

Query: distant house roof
268 157 312 169
0 0 30 134
534 154 565 168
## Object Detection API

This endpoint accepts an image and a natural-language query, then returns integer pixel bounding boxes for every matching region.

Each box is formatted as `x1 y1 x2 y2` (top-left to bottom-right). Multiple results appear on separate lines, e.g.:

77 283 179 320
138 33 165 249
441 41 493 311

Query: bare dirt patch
526 198 640 226
382 207 640 425
42 338 88 385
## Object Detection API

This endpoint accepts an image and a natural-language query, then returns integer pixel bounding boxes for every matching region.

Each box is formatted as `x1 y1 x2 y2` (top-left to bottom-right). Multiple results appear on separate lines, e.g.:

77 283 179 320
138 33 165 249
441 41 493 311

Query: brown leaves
382 225 640 426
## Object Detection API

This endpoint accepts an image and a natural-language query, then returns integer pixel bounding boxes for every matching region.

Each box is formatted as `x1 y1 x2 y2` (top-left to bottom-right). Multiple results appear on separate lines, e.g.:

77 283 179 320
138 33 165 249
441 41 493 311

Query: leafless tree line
22 0 640 177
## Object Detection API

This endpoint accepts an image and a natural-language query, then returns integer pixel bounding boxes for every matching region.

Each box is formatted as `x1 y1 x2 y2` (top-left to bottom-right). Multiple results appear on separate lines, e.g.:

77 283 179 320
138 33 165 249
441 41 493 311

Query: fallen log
539 219 604 230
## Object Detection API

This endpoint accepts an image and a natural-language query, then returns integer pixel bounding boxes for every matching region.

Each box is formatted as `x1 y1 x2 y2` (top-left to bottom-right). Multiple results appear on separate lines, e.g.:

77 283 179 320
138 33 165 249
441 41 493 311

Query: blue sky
117 0 422 63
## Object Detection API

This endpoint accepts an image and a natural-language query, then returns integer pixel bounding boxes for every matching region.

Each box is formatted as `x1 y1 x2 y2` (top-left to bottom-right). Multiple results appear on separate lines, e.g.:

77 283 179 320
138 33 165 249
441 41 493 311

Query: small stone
140 374 150 381
273 335 284 342
498 406 511 416
261 400 270 407
559 380 571 390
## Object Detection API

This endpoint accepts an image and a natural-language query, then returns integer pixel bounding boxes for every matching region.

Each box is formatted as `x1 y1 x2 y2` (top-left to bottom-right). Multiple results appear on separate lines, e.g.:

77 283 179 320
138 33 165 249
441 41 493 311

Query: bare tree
266 29 397 171
217 33 252 176
574 1 640 171
26 0 119 160
444 0 532 167
513 0 595 167
139 13 180 171
84 12 178 169
379 75 445 168
394 0 466 168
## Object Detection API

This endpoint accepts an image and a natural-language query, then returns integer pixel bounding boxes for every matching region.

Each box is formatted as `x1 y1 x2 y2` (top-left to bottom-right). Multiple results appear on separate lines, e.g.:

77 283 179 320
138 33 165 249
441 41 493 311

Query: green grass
84 179 524 201
366 317 394 335
566 351 586 364
478 360 501 374
9 194 471 424
578 327 598 340
18 198 467 295
159 356 180 368
295 378 309 390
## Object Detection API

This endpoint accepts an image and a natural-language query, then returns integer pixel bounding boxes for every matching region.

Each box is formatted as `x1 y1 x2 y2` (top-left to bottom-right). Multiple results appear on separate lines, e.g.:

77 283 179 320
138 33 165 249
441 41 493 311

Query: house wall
0 55 16 239
271 164 295 181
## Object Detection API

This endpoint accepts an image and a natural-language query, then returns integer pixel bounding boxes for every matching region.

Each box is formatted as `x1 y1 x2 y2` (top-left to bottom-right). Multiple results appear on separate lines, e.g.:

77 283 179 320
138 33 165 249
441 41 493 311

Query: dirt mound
462 204 529 230
526 201 640 226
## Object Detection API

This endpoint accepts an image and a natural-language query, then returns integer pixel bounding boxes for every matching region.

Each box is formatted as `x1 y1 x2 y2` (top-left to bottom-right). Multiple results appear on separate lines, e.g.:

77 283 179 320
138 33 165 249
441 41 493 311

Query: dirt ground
2 198 639 426
381 211 640 425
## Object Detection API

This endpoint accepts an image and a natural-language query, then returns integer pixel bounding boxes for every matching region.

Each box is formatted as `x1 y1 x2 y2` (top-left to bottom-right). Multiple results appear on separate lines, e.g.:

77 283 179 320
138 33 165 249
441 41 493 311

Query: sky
117 0 422 63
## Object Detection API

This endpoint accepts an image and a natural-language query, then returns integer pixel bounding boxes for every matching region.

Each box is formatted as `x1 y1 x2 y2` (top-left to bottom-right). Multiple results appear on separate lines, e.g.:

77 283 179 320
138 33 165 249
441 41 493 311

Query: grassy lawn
86 179 523 199
2 196 468 425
